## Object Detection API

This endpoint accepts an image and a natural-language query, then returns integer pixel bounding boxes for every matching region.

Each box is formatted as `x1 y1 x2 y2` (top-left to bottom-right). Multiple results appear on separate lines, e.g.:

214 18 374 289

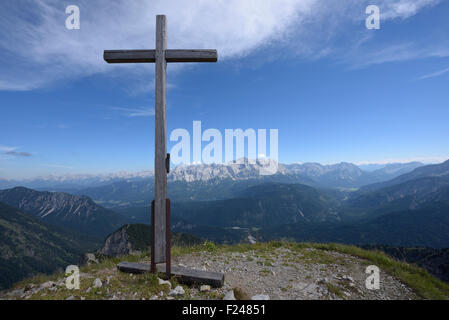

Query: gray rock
248 234 257 244
251 294 270 300
40 281 55 289
78 253 99 266
158 278 172 288
66 295 75 300
85 287 92 293
169 286 185 297
6 288 24 297
200 285 211 292
223 290 236 300
93 278 103 288
98 224 136 257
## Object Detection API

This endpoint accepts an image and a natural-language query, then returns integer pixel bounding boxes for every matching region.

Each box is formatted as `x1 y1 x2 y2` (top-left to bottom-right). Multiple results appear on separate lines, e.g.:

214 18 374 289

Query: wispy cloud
112 106 155 117
419 66 449 80
0 145 17 153
0 145 32 158
0 0 443 90
5 151 32 157
339 40 449 69
41 164 74 169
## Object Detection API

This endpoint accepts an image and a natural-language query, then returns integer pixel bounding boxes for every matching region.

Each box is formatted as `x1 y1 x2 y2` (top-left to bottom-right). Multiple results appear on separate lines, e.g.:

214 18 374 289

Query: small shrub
203 240 217 252
233 287 250 300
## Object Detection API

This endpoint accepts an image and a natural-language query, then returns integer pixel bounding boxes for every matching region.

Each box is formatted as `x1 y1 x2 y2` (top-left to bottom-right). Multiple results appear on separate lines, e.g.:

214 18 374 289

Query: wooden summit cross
104 15 223 286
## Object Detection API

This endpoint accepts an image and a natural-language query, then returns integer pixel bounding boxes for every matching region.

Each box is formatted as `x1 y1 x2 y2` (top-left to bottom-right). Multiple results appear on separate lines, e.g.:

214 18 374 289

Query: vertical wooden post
150 200 156 273
166 198 171 277
154 15 167 264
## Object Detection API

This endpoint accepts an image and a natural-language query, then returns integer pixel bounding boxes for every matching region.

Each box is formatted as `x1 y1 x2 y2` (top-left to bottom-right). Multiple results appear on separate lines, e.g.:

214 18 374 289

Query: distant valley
70 160 424 208
0 202 100 290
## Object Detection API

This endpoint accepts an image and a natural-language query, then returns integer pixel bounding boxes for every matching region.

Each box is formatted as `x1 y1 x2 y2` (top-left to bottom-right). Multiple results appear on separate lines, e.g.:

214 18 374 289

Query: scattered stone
85 287 92 293
166 296 175 300
223 290 236 300
158 278 172 288
251 294 270 300
248 235 257 244
200 285 211 292
169 286 185 297
317 277 329 284
79 253 99 266
40 281 55 290
66 295 75 300
24 284 35 292
56 279 65 287
6 288 24 297
93 278 103 288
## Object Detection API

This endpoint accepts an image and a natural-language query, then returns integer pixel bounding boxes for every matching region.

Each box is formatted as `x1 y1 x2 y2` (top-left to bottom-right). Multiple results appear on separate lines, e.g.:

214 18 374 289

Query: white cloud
112 106 155 117
381 0 440 19
0 0 442 90
0 145 17 153
0 145 32 158
341 42 449 69
419 66 449 80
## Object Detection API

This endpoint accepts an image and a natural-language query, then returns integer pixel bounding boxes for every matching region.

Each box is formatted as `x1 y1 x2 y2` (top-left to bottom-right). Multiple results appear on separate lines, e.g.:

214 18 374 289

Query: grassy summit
2 241 449 300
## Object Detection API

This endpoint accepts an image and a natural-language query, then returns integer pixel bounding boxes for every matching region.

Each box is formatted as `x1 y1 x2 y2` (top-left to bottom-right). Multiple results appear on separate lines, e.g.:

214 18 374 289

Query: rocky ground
0 243 422 300
177 247 417 300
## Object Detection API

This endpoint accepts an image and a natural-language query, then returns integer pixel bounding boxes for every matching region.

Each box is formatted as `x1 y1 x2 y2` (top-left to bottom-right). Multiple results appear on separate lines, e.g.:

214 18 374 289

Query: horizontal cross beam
104 49 218 63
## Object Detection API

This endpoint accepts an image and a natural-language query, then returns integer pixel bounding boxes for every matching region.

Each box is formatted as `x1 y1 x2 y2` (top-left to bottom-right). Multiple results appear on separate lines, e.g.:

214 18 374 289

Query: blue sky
1 0 449 179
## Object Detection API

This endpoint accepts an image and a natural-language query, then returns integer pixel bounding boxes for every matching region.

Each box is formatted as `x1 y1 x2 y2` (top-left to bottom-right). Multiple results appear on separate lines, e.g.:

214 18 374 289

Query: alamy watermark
66 5 80 30
65 265 80 290
365 265 380 290
366 5 380 30
169 121 279 175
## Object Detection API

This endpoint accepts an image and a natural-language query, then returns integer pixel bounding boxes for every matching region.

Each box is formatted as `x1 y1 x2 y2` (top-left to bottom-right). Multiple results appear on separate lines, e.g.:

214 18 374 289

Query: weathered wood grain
166 49 218 62
117 262 225 287
104 49 217 63
154 14 167 264
104 50 156 63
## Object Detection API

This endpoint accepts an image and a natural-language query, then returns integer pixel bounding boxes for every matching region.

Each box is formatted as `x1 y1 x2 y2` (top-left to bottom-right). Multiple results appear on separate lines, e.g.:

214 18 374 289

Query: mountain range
168 160 449 248
1 159 448 288
0 187 127 237
65 160 425 208
0 160 425 191
0 202 100 290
